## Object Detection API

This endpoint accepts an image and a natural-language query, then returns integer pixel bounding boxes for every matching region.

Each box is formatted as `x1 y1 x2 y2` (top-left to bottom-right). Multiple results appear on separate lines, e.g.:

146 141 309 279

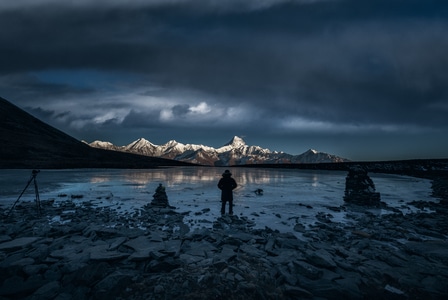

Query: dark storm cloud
121 109 164 129
24 107 58 120
0 73 94 103
1 0 447 159
24 106 70 121
172 104 191 118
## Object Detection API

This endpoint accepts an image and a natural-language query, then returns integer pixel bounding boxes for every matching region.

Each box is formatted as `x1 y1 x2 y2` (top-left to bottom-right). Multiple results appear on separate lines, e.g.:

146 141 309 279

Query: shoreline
1 195 448 299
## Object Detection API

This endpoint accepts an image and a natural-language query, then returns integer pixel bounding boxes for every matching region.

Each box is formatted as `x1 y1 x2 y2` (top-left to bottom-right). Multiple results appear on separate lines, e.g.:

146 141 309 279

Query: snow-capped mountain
87 136 349 166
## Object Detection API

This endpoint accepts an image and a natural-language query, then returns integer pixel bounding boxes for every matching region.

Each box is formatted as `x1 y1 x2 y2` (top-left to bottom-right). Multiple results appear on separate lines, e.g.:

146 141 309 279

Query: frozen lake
0 167 437 233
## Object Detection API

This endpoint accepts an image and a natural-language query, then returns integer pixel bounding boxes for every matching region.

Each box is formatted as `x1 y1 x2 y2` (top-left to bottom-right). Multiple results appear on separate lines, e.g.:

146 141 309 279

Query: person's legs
229 199 233 215
221 200 226 215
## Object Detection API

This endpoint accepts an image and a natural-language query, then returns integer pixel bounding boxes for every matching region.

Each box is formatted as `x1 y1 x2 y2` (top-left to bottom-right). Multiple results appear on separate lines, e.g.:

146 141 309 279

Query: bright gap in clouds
189 102 211 114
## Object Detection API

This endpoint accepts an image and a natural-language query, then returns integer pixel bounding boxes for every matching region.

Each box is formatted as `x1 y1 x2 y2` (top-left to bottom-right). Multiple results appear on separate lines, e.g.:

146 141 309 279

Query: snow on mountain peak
130 138 154 147
88 140 117 149
224 136 246 147
163 140 178 146
136 137 149 143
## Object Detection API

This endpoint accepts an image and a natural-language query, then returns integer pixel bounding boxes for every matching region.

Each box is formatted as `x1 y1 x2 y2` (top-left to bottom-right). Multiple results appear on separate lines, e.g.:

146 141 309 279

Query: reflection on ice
0 167 438 235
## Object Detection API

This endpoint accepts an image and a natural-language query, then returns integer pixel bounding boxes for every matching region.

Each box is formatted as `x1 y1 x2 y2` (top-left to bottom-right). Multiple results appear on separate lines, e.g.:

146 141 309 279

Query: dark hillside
0 97 193 168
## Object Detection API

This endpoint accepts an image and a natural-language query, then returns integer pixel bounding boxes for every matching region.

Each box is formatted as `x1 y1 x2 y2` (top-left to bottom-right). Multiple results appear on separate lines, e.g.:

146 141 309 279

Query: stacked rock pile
150 184 175 209
344 166 381 205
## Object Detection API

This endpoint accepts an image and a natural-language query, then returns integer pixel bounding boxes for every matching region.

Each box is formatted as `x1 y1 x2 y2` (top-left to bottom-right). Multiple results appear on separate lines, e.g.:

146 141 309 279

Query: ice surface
0 167 437 234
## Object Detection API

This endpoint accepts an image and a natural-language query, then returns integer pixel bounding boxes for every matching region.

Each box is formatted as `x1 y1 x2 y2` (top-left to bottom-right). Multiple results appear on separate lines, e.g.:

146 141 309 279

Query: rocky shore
1 193 448 299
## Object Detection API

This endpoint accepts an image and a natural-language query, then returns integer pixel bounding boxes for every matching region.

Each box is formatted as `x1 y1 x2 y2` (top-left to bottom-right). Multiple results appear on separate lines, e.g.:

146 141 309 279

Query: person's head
222 170 232 177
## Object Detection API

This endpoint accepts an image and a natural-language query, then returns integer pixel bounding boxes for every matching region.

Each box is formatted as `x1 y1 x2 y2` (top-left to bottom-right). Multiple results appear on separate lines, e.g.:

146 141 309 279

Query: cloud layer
1 0 447 160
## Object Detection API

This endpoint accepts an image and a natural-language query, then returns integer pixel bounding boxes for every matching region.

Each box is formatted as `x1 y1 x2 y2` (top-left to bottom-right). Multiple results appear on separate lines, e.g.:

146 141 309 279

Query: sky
1 0 448 161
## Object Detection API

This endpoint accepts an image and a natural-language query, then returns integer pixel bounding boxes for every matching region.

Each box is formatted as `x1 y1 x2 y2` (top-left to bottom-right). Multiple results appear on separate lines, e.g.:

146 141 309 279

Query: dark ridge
0 96 195 169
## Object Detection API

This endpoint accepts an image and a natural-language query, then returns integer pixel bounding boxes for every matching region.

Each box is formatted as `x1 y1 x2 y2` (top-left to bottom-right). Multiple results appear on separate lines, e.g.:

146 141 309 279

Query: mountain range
87 136 349 166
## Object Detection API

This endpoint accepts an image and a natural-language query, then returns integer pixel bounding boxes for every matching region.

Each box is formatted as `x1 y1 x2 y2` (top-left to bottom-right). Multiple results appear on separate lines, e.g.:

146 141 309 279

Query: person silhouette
217 170 237 215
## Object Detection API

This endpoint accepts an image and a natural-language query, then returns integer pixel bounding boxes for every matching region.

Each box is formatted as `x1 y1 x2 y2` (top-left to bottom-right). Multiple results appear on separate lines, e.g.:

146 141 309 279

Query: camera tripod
8 170 41 216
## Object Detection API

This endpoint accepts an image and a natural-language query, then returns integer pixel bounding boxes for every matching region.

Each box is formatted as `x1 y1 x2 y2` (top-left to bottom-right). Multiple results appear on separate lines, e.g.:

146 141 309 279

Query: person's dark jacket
218 175 237 201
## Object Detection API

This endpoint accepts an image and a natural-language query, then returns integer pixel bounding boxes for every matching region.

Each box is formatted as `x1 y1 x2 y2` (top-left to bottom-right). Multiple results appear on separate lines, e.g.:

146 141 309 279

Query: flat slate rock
124 236 153 252
107 236 128 250
306 249 337 269
239 244 266 258
0 237 41 251
49 245 84 259
218 245 238 262
184 241 217 257
162 240 182 255
89 244 130 261
125 236 165 260
0 235 12 243
405 240 448 260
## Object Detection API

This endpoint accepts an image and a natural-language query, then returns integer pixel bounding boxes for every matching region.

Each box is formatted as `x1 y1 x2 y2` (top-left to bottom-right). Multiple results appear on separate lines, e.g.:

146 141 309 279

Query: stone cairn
150 183 174 208
344 166 381 205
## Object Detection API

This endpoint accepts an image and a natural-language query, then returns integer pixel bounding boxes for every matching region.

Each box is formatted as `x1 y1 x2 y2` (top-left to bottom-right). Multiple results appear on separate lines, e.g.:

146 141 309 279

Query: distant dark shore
237 158 448 179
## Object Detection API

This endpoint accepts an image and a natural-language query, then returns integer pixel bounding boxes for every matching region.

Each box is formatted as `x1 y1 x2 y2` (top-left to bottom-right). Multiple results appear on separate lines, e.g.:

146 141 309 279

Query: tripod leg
7 175 34 216
34 177 41 216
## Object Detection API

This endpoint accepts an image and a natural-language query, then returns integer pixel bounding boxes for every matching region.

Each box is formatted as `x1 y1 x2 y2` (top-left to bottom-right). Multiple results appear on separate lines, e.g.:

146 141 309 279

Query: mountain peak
133 137 153 145
305 149 319 154
224 136 246 147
